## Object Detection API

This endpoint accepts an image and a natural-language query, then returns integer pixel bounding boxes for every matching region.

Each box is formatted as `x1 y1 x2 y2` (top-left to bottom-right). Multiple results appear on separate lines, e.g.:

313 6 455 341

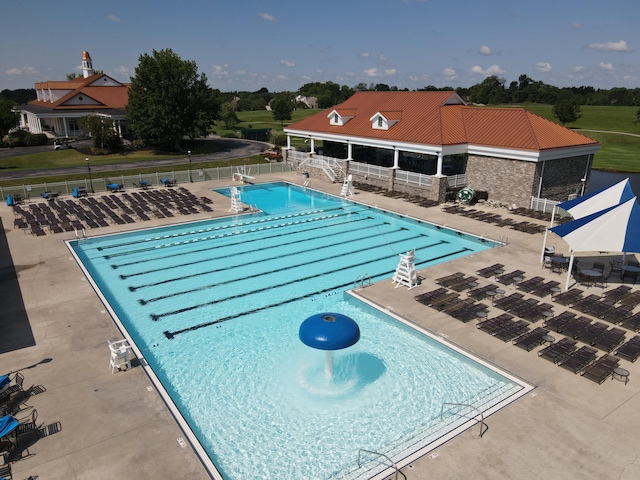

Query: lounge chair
538 337 577 364
558 316 591 339
493 320 530 342
553 288 584 306
581 354 619 384
543 311 576 332
594 327 626 353
0 462 11 480
576 321 609 345
621 312 640 332
414 287 448 305
477 314 513 335
434 272 464 287
496 270 525 286
615 336 640 362
559 346 598 373
513 327 550 351
476 263 504 278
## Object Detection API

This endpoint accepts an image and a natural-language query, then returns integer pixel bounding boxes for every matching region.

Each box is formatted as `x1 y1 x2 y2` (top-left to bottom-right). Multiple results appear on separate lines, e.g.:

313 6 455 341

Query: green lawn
489 104 640 172
3 104 639 184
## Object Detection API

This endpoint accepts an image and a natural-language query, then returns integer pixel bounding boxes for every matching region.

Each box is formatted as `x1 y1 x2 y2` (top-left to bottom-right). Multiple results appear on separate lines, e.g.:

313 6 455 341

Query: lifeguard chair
108 339 132 373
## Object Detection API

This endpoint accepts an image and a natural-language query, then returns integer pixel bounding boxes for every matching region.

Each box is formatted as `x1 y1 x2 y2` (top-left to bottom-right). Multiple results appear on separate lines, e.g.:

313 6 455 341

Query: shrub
24 133 48 146
221 132 238 138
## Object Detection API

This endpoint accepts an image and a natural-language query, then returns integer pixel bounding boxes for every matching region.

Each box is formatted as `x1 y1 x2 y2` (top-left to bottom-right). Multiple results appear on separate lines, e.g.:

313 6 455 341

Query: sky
1 0 639 93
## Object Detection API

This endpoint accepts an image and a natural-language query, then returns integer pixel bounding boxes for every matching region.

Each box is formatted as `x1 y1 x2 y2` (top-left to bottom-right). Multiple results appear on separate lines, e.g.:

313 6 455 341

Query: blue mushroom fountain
299 312 360 380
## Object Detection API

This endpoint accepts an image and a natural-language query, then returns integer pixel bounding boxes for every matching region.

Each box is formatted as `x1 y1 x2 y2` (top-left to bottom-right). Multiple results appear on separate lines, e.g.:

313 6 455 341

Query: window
378 117 383 127
334 113 339 123
69 119 79 132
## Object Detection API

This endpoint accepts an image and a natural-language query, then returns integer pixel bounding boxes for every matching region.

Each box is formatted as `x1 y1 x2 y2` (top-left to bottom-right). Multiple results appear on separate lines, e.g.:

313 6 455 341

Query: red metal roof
287 91 599 152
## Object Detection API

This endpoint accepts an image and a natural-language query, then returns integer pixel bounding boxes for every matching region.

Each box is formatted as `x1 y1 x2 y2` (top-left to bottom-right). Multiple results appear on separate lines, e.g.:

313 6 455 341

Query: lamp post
188 150 192 183
86 156 94 193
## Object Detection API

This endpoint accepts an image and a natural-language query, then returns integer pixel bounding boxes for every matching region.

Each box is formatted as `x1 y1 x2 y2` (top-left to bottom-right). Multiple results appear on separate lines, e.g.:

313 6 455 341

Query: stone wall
466 153 592 208
537 154 592 201
466 155 537 208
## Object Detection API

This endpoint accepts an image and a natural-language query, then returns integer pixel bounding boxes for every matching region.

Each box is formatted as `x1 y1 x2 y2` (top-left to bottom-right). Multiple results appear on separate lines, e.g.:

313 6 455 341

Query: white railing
348 161 389 180
395 169 432 187
530 196 560 213
0 162 293 201
447 174 467 188
287 151 345 181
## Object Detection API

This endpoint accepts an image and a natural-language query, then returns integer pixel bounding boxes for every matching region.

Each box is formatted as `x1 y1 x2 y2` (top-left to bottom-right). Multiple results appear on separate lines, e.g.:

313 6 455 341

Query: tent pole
565 253 575 291
541 206 557 262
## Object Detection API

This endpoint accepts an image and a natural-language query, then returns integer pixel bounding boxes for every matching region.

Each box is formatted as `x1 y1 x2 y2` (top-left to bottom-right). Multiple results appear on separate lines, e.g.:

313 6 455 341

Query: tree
0 97 20 137
552 95 582 126
634 107 640 125
219 102 239 129
127 48 220 150
271 94 293 126
78 114 121 152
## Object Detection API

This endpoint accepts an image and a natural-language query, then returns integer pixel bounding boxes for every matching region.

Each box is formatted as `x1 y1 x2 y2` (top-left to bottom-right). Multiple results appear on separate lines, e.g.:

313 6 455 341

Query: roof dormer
328 109 356 126
370 111 401 130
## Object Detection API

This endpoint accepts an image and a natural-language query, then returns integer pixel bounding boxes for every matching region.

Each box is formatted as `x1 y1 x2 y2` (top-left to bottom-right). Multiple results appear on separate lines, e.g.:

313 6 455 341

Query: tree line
2 48 640 151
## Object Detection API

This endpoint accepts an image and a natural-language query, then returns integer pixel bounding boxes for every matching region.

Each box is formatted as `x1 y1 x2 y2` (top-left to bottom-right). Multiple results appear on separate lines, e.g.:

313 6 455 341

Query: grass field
483 104 640 172
2 104 639 185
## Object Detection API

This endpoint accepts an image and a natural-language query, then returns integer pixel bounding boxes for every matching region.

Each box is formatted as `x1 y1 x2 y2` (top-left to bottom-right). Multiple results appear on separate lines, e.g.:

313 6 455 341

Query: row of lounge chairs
538 339 614 380
12 187 215 235
415 262 640 384
441 204 547 234
352 182 439 207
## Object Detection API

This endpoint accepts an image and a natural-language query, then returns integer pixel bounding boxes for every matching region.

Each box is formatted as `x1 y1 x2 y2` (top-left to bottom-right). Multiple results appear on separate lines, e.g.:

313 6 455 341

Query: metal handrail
357 449 400 480
353 273 371 289
440 402 488 438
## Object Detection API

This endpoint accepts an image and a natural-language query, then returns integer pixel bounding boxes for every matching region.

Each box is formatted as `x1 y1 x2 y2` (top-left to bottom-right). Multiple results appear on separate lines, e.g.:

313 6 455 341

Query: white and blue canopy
556 178 634 220
550 196 640 254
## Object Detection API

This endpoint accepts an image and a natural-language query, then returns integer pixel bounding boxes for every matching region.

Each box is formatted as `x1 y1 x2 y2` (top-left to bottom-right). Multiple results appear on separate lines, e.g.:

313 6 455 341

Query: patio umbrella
541 178 635 261
549 197 640 290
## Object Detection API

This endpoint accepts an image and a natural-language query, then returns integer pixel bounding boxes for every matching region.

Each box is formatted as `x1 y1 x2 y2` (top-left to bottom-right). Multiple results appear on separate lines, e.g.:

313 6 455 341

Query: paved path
577 128 640 138
0 138 267 180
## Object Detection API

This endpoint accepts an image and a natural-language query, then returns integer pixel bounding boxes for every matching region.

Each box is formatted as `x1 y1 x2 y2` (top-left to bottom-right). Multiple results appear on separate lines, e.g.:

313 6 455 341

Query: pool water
69 182 529 479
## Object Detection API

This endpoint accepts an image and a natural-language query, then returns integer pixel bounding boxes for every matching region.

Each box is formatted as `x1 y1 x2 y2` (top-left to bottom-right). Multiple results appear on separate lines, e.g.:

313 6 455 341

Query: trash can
302 172 309 179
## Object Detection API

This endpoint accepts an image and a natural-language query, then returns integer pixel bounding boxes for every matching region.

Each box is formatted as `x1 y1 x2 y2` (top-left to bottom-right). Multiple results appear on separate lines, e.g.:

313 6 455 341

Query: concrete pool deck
1 173 640 479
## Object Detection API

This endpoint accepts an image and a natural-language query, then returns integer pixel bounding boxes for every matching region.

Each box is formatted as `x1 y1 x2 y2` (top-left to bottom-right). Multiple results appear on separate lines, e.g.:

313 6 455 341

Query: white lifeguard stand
392 249 418 289
229 186 244 213
108 339 132 373
340 174 354 197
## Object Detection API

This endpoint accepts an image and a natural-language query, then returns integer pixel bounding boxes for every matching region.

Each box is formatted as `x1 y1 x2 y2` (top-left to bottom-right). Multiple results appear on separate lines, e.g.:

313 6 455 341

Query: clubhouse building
284 91 601 207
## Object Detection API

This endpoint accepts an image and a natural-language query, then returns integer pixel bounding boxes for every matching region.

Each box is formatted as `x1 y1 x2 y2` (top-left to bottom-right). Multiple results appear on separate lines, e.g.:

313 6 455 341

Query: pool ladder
357 449 405 480
74 227 88 242
354 273 371 289
440 402 488 438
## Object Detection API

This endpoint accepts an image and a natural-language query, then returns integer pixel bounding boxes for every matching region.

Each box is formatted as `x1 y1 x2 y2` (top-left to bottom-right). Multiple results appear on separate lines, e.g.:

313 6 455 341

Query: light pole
86 156 94 193
188 150 192 182
580 177 587 196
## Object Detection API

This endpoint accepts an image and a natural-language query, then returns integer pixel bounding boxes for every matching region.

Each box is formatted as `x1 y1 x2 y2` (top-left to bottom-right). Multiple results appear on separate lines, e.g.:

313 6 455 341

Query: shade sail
550 197 640 254
556 178 634 220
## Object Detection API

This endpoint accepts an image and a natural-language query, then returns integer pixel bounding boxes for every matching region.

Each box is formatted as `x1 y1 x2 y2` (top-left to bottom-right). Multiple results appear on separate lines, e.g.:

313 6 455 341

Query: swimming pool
69 182 530 479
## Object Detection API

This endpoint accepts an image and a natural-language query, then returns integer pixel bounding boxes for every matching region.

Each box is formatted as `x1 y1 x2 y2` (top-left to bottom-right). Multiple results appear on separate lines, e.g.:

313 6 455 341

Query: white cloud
384 68 396 75
443 67 457 80
572 23 582 29
598 62 615 72
535 61 552 72
379 54 392 62
479 45 492 55
113 66 129 75
360 52 370 58
6 67 37 75
469 64 505 76
588 40 632 52
258 12 277 22
279 60 295 67
211 65 229 77
107 14 121 22
363 68 383 77
572 65 584 73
